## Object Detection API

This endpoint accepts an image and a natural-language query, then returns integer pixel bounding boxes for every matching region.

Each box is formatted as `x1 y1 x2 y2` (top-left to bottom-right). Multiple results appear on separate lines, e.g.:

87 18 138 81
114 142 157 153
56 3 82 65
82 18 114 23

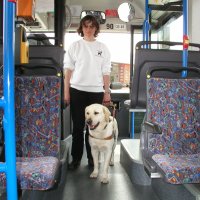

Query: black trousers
70 87 104 161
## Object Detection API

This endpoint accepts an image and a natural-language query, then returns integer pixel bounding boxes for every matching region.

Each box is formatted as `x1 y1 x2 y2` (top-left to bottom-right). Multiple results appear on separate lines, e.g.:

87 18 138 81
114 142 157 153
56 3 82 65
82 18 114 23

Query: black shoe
88 159 94 168
68 160 81 170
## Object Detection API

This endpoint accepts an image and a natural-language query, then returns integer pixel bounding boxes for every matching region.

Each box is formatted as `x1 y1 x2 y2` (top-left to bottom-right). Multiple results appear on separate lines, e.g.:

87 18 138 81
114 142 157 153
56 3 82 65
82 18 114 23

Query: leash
107 101 117 139
107 101 117 119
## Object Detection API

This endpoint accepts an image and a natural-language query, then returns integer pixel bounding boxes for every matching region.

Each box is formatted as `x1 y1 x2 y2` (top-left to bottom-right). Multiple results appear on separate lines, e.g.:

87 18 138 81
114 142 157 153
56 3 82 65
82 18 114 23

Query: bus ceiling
24 0 182 33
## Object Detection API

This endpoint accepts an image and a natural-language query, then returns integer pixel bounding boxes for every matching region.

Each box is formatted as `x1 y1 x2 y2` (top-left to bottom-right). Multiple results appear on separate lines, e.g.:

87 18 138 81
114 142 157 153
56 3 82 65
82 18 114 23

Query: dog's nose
86 119 92 125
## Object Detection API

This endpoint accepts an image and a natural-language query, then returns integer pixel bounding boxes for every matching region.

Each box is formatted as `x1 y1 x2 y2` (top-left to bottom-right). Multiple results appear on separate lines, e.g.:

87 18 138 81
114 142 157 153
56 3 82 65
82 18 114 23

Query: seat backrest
16 45 66 138
16 45 64 76
29 45 64 67
130 41 200 109
146 75 200 155
0 76 61 158
28 34 53 46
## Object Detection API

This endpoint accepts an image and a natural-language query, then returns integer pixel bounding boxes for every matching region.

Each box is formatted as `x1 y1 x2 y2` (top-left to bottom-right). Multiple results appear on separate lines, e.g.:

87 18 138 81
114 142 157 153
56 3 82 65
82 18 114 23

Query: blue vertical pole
143 0 150 48
182 0 188 77
131 112 135 138
3 0 18 199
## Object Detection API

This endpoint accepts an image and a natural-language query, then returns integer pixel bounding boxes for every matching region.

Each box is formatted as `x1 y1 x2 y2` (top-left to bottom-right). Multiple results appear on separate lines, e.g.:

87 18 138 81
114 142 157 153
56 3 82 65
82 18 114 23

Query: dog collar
89 133 114 140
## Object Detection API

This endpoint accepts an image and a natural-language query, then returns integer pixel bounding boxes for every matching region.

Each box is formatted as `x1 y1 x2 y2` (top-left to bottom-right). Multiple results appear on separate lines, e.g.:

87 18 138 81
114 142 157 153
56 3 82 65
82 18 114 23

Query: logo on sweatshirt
96 50 102 57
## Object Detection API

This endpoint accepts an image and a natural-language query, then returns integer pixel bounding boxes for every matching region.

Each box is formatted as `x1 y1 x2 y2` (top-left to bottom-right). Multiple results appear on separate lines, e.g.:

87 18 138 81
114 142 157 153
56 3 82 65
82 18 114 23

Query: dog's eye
94 112 99 115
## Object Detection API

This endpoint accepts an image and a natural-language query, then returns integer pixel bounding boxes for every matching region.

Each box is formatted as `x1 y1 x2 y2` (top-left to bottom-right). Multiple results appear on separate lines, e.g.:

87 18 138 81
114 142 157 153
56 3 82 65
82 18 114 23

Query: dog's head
85 104 111 130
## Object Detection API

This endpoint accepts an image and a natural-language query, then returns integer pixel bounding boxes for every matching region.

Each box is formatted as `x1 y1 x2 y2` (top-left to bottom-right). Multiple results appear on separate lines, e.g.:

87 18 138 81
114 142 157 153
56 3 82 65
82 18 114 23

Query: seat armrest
143 157 162 178
144 121 162 134
144 158 157 172
124 99 130 109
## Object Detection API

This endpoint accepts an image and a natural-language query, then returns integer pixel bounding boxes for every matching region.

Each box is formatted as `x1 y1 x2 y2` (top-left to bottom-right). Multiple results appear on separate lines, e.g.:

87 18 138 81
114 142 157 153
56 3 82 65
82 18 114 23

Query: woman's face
82 20 97 39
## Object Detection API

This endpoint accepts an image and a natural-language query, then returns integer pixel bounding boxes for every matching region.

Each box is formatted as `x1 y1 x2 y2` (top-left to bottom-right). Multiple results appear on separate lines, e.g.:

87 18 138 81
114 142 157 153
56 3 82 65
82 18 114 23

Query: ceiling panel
30 0 182 31
35 0 54 12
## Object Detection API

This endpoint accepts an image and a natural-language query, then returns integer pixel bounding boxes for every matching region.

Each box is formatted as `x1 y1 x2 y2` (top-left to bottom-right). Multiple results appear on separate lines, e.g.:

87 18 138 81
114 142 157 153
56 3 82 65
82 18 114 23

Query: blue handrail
143 0 151 47
182 0 188 77
1 0 18 199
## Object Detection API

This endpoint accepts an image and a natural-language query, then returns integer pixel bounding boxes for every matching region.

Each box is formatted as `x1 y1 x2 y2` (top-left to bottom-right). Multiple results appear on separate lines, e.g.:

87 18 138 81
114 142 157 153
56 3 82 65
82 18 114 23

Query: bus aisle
20 144 159 200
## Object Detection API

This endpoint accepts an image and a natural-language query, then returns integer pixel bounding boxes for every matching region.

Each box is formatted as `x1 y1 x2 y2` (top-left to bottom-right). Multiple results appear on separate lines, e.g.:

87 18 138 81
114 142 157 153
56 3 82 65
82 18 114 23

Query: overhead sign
106 23 126 30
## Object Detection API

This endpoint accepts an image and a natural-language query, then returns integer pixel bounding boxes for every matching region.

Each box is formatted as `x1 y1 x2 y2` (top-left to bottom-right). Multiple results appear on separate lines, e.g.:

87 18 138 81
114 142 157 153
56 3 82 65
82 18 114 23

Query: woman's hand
64 90 70 106
103 92 111 106
64 69 72 107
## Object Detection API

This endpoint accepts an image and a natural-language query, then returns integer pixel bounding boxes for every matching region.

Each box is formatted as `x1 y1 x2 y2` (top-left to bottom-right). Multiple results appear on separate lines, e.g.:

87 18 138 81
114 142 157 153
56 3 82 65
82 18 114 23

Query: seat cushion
0 156 60 190
152 153 200 184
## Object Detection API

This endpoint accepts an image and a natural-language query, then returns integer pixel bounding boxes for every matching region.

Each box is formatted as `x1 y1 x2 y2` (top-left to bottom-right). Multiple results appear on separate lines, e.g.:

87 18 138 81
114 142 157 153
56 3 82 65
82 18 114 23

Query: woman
64 15 111 170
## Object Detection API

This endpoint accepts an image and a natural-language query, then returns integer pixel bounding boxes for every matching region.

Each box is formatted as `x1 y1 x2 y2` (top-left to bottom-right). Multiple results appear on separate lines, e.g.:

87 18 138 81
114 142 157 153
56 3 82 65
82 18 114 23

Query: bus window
156 15 183 49
111 62 130 87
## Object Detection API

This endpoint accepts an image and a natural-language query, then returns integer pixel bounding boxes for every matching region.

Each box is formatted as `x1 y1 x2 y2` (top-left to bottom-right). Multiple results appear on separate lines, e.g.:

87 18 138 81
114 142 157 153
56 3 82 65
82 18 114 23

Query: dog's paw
100 175 109 184
90 171 98 178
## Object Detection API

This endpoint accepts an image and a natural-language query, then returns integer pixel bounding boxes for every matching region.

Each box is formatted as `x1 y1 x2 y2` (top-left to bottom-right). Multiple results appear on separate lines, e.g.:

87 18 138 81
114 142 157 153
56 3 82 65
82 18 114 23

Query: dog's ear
85 106 89 116
85 106 89 112
103 106 111 122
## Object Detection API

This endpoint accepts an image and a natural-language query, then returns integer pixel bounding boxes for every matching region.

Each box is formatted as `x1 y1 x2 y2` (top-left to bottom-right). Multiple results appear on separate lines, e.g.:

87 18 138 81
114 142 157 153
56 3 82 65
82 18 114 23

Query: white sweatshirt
64 39 111 92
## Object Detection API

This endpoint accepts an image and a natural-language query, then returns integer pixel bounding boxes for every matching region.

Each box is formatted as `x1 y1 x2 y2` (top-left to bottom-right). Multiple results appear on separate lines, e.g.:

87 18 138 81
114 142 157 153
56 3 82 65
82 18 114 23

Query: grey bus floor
20 142 159 200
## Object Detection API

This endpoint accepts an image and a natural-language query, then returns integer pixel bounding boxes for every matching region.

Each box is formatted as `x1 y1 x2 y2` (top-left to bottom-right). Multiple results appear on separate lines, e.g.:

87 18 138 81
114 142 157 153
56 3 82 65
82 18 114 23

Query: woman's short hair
77 15 100 37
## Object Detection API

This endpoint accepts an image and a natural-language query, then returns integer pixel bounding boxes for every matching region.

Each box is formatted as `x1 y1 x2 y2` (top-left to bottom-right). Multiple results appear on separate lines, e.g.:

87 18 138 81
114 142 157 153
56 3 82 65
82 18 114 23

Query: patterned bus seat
145 78 200 184
0 76 61 190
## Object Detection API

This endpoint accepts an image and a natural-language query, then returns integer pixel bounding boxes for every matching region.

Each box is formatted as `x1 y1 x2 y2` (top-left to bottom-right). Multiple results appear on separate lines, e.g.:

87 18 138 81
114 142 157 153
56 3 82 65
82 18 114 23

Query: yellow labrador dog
85 103 118 184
